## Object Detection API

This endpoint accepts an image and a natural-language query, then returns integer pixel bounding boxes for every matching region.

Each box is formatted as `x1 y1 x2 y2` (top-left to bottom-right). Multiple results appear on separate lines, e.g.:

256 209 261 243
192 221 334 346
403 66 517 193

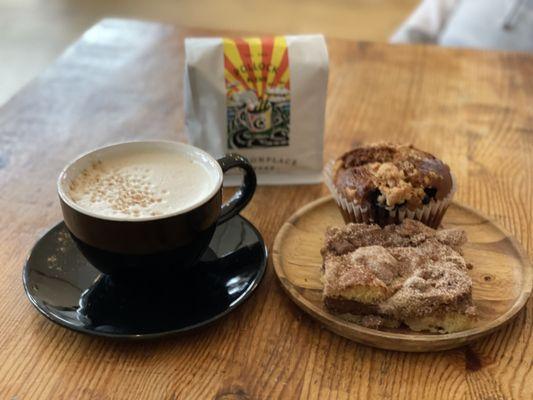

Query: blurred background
3 0 532 106
0 0 418 105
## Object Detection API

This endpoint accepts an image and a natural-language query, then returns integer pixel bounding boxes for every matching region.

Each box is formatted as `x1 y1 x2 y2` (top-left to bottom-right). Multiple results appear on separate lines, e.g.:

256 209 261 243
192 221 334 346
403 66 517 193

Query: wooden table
0 18 531 399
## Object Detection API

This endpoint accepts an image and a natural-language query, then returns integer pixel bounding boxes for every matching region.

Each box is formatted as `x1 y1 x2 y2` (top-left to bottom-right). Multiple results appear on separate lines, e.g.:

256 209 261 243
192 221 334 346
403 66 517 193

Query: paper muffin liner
323 160 455 228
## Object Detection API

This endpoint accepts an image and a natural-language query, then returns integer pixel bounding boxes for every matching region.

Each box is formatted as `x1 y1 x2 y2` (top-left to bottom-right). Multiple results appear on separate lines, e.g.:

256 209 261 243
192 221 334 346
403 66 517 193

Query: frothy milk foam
68 148 217 218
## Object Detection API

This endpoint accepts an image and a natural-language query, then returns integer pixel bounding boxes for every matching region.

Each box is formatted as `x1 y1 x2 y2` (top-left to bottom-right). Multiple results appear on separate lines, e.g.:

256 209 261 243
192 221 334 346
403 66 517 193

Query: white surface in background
391 0 533 52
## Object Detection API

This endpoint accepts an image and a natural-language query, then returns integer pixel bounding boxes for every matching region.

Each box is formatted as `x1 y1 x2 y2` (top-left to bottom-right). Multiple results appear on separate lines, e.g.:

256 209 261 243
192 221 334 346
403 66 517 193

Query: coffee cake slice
321 219 476 333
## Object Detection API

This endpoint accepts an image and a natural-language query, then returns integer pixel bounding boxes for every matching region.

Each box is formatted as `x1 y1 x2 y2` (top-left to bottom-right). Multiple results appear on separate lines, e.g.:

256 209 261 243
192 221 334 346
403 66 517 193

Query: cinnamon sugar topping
321 219 476 332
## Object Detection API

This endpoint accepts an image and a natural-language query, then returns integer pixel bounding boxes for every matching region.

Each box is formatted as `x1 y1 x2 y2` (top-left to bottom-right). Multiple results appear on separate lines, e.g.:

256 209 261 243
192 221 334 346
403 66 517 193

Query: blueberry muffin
324 143 454 228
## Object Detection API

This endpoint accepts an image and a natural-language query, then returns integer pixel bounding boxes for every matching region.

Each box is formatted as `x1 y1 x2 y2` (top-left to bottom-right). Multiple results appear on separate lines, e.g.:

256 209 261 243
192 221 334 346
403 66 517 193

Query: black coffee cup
57 141 256 275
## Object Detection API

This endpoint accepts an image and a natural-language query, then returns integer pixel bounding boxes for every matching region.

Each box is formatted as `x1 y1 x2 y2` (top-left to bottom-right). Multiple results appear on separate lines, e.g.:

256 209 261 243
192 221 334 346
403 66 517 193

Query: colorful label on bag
223 37 290 149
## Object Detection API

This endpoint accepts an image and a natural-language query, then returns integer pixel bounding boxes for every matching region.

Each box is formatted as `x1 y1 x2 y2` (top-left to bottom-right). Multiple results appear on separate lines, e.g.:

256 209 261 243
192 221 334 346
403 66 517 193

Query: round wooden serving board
273 197 532 352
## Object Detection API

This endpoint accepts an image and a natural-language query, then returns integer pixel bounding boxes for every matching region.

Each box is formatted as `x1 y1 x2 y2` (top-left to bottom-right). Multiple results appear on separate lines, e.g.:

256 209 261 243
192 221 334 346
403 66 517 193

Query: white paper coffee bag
184 35 328 185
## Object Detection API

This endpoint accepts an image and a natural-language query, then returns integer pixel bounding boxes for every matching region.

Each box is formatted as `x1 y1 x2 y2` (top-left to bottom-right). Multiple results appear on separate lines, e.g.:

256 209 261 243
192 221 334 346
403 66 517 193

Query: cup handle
216 154 257 225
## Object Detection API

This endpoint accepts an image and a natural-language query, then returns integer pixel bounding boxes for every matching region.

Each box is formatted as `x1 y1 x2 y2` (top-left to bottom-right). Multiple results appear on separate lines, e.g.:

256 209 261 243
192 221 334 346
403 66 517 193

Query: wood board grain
273 196 532 352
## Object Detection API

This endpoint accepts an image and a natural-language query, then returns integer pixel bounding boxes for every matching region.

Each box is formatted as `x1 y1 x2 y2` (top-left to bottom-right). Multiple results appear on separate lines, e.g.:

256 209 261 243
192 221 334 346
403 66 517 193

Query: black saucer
23 215 267 338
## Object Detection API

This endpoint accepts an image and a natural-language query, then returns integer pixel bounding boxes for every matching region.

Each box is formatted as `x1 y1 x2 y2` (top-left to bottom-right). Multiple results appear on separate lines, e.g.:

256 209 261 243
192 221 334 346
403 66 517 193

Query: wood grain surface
0 18 532 399
0 0 418 104
273 197 532 352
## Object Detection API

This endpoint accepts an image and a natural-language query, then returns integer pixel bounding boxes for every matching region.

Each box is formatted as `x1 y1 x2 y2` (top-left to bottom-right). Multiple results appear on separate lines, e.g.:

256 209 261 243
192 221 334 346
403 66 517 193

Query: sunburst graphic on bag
223 37 291 149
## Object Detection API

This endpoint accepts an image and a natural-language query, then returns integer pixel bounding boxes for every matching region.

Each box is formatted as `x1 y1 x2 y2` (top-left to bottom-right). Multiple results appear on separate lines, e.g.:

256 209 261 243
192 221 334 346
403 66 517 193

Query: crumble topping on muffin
333 143 453 211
